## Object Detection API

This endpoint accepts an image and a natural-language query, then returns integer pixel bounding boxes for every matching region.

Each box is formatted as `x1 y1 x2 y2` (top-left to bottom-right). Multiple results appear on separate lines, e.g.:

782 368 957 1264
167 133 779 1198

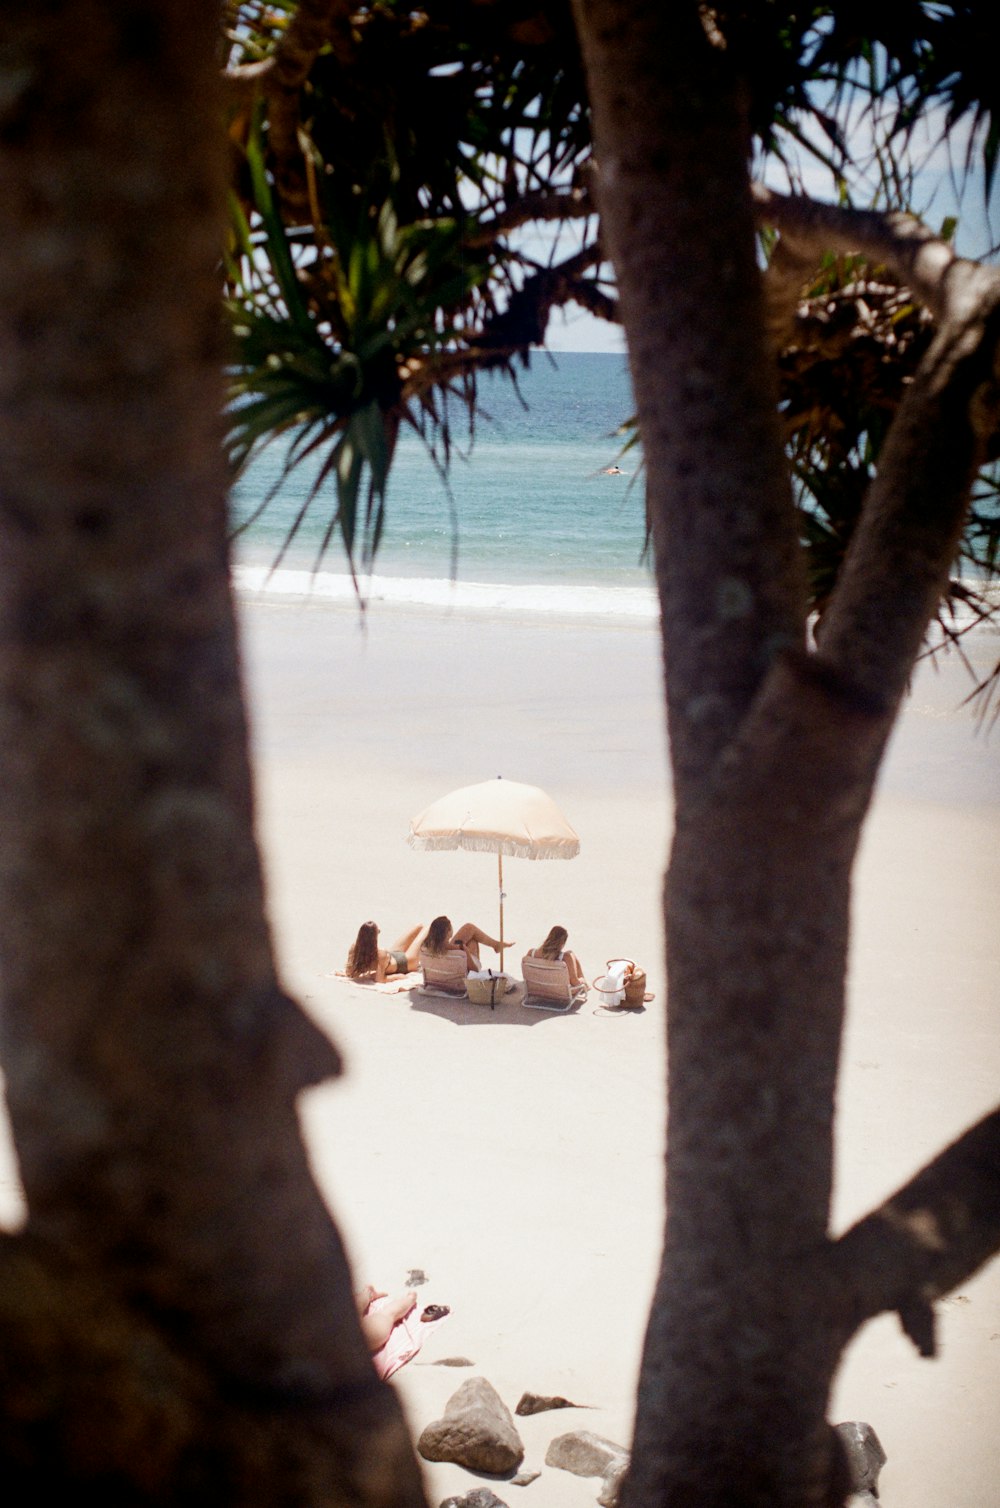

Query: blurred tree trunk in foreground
0 3 422 1501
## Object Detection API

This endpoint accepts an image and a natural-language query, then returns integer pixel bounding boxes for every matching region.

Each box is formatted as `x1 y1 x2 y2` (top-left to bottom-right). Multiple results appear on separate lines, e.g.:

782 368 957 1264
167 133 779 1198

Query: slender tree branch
760 228 824 352
528 240 604 278
831 1107 1000 1354
224 56 274 105
475 242 610 351
393 250 619 403
224 0 356 217
567 277 618 323
224 0 356 95
464 185 595 246
752 184 999 327
268 0 355 163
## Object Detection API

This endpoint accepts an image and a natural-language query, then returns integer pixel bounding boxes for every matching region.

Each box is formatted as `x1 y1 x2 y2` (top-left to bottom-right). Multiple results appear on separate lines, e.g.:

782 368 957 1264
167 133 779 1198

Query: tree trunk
641 669 884 1507
570 4 907 1503
0 4 424 1501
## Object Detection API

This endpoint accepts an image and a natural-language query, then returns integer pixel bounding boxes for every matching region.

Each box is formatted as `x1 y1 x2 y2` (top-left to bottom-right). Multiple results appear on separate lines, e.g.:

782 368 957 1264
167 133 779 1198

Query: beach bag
623 963 647 1006
594 958 648 1008
466 970 511 1009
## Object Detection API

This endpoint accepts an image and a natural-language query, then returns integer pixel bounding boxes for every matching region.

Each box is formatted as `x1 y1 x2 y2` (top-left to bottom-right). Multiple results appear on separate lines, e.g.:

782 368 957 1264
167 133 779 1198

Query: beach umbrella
407 777 580 972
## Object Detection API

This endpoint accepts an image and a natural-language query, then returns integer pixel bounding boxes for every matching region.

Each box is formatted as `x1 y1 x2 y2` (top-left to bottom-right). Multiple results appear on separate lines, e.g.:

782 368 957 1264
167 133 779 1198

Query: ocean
229 348 998 635
229 351 657 620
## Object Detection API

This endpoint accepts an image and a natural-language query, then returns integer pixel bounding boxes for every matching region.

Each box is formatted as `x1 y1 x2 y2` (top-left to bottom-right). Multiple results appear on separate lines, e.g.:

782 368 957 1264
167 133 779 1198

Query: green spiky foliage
808 2 1000 195
222 0 598 571
225 106 490 574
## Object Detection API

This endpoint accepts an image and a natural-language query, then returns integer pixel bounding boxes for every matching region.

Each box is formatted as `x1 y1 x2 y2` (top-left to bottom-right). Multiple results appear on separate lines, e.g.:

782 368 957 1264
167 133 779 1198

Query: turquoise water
229 352 656 618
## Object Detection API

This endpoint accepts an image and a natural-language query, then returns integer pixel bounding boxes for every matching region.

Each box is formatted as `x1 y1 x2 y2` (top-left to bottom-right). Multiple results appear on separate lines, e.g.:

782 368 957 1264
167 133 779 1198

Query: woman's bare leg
355 1284 384 1316
358 1289 417 1352
453 921 511 956
392 923 429 967
565 950 588 988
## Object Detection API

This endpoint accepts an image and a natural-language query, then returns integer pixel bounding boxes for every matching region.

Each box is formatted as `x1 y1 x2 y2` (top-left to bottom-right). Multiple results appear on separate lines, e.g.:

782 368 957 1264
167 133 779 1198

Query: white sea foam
234 563 1000 634
233 563 660 622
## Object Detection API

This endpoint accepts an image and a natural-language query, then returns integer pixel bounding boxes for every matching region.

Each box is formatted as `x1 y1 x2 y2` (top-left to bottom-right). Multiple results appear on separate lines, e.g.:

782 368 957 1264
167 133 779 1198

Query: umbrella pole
498 850 505 973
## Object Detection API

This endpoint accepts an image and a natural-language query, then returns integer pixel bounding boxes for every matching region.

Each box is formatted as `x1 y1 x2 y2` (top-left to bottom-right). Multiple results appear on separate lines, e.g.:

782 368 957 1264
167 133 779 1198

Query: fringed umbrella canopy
408 778 580 969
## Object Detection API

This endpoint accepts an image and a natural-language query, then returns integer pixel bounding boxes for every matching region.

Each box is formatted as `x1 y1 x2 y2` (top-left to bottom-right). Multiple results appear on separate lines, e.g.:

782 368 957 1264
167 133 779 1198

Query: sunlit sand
2 593 997 1505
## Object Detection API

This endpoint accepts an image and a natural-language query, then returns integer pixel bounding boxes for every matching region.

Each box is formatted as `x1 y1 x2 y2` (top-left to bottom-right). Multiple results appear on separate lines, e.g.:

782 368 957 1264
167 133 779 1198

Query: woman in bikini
422 914 509 972
346 921 428 983
526 924 588 990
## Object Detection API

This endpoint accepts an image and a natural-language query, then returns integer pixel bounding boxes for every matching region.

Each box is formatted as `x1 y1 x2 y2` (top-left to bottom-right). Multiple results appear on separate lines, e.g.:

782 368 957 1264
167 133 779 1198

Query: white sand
244 595 1000 1507
1 593 998 1505
245 599 672 1506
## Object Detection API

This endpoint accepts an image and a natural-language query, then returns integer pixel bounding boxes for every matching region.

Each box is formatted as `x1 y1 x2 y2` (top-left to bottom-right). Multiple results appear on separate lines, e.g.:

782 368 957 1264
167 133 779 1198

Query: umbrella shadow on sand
405 986 583 1027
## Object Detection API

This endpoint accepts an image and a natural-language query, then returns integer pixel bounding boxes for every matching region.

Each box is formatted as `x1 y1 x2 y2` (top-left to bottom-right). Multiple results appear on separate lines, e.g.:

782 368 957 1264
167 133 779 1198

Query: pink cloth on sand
368 1296 450 1381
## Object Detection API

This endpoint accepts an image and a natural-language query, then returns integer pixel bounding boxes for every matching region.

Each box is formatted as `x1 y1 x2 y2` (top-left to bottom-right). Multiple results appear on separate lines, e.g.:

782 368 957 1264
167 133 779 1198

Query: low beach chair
521 954 587 1013
418 948 468 998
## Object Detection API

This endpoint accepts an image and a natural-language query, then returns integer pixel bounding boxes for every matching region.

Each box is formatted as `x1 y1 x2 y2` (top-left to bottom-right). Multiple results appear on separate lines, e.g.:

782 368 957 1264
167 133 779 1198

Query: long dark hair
424 915 453 955
537 925 567 960
349 921 379 978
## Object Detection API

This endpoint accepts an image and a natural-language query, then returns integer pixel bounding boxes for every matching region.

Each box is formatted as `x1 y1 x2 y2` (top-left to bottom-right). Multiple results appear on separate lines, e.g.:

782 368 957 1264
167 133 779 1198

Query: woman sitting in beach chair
525 925 588 991
346 921 428 983
420 915 509 977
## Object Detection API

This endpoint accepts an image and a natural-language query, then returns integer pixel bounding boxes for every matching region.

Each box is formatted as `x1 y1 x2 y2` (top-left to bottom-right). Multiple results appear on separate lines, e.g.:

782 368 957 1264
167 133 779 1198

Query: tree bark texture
572 3 1000 1506
0 4 424 1502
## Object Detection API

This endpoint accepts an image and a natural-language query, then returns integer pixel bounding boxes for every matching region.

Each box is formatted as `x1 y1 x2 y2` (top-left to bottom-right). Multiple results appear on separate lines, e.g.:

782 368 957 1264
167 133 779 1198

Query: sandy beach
241 596 673 1507
240 593 1000 1507
1 591 997 1504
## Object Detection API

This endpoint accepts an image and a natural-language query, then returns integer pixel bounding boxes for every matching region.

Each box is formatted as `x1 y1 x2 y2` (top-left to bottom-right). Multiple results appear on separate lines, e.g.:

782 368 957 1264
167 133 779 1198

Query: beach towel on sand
328 970 415 995
368 1297 450 1381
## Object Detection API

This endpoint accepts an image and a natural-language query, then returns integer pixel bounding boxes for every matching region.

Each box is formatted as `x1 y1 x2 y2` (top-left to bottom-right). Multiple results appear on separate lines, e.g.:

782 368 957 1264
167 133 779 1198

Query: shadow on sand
405 984 584 1027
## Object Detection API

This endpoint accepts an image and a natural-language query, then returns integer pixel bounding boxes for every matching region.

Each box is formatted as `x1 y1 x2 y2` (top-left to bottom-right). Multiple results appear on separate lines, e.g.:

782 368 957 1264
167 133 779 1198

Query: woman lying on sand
422 915 510 972
526 925 588 990
346 921 428 983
